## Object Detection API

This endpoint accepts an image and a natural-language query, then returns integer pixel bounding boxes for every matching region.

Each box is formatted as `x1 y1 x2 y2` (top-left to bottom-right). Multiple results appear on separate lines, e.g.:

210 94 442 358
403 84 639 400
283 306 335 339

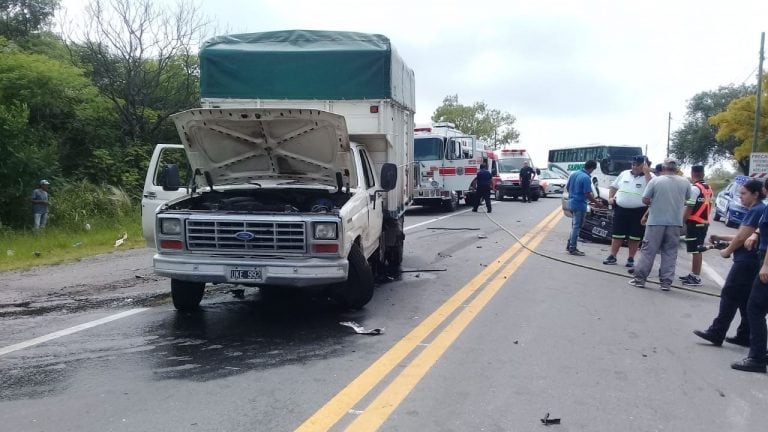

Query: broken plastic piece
340 321 384 335
541 412 561 426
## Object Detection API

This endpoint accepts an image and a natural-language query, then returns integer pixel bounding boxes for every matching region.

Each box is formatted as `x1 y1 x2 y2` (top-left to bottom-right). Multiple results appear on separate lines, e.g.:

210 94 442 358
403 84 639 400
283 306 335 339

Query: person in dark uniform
731 197 768 373
520 161 536 203
693 179 765 348
470 163 492 213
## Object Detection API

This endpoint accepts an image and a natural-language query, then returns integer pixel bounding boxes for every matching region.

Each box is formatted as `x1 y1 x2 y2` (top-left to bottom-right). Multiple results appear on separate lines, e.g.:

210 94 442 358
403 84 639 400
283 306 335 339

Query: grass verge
0 213 145 272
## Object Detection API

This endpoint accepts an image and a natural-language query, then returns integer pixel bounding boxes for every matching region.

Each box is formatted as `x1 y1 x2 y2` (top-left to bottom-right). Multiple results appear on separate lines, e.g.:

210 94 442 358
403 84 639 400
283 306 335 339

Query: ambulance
413 123 492 211
493 148 542 201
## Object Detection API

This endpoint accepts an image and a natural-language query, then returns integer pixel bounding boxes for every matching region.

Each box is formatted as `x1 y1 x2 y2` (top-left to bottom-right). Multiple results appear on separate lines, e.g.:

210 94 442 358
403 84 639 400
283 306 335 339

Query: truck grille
186 220 306 253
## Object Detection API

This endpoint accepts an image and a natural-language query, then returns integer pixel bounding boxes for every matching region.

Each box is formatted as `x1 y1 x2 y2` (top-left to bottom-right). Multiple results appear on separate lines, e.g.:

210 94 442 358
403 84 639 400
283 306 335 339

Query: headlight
431 180 439 188
313 222 338 240
160 218 182 235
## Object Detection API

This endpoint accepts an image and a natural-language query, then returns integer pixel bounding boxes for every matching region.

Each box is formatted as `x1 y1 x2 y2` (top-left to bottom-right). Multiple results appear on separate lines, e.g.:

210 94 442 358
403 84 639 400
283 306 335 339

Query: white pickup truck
141 30 415 311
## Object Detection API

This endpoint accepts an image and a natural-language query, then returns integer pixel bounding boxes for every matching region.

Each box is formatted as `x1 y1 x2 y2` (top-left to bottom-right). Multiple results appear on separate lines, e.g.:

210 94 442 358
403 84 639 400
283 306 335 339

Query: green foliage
0 208 143 272
0 0 59 40
709 74 768 174
431 95 519 148
48 180 134 230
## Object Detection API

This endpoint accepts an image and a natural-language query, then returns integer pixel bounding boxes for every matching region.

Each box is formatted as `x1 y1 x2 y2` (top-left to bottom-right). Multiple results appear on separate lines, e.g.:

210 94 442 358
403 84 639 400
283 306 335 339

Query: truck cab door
141 144 188 247
359 148 384 257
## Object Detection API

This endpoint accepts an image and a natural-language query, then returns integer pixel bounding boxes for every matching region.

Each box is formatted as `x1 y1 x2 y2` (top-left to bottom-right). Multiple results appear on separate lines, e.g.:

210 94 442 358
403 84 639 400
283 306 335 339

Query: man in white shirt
603 156 653 267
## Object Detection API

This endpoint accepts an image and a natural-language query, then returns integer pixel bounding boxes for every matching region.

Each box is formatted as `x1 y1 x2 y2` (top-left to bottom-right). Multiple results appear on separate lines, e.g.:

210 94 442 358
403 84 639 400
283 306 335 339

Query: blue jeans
568 209 585 251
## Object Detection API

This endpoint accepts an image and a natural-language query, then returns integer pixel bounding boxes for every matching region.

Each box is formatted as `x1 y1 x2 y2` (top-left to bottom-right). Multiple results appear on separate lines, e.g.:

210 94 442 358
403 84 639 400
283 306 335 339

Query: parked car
714 180 748 228
538 169 568 197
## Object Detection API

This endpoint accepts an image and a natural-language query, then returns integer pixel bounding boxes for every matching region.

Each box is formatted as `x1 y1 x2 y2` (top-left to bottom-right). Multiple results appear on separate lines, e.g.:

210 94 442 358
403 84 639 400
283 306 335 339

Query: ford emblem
235 231 255 241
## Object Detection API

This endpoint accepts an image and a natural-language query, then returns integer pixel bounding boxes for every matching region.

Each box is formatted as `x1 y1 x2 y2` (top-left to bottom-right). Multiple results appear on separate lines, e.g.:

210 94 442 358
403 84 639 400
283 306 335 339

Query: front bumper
154 254 349 287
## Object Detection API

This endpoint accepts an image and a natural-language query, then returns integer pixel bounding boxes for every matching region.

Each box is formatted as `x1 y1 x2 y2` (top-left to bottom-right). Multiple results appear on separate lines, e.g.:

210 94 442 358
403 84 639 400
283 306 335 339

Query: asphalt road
1 197 766 432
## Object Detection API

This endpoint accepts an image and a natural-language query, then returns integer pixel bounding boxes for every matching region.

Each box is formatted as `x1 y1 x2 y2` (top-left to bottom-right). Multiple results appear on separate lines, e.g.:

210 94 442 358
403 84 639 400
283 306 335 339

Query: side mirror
161 164 181 191
536 168 541 175
380 163 398 191
491 169 498 177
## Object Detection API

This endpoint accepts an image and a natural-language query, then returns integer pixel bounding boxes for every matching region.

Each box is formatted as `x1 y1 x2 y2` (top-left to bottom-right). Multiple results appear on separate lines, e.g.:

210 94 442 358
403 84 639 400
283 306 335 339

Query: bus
548 145 644 195
548 145 644 243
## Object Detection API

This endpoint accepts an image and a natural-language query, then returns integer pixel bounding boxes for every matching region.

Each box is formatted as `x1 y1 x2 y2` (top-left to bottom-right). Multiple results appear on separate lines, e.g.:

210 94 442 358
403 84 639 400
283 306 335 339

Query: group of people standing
565 157 768 373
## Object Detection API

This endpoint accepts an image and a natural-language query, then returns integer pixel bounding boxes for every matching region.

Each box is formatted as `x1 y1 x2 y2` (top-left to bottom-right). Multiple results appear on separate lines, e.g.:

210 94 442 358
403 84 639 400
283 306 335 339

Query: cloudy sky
61 0 767 166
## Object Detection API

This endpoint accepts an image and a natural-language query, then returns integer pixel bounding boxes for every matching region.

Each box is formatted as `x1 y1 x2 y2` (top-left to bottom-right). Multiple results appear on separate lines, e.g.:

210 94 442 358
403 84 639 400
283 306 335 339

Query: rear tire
724 208 737 228
171 279 205 311
330 244 374 309
442 193 458 212
713 210 721 222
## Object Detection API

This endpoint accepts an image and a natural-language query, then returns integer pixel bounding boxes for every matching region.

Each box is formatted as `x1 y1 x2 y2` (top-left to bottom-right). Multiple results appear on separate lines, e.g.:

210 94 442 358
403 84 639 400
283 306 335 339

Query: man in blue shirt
471 163 493 213
565 160 601 256
693 179 765 348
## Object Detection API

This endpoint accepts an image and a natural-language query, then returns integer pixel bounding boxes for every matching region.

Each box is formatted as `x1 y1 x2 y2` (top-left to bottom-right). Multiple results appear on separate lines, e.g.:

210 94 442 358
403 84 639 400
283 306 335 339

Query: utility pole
753 32 765 153
666 112 671 157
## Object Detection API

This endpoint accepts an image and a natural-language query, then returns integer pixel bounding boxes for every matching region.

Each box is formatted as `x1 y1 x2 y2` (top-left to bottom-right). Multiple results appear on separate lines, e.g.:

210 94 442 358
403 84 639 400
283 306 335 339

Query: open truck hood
171 108 353 188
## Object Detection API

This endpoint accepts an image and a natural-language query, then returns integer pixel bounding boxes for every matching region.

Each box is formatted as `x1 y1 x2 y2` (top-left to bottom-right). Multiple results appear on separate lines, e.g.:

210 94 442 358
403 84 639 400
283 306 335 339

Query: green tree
709 74 768 174
431 95 520 148
670 84 753 172
0 0 59 40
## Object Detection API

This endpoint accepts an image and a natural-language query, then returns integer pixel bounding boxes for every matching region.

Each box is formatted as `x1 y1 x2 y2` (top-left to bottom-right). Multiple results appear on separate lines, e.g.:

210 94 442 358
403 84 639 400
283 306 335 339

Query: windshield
498 158 530 173
540 169 566 180
599 158 633 176
414 137 444 161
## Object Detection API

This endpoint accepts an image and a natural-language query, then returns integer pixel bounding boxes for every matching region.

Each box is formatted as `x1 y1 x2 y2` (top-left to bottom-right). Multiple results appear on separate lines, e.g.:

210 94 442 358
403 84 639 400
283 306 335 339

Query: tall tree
709 74 768 174
431 95 520 149
0 0 59 40
66 0 206 145
670 84 754 172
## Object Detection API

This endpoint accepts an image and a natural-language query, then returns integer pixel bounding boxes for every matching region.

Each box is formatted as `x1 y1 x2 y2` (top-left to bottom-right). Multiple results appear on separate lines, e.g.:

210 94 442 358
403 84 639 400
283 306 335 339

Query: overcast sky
61 0 768 166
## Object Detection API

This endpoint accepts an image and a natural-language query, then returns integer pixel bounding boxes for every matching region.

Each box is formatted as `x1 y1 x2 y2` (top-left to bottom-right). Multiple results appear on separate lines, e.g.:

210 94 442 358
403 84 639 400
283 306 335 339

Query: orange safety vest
688 181 712 224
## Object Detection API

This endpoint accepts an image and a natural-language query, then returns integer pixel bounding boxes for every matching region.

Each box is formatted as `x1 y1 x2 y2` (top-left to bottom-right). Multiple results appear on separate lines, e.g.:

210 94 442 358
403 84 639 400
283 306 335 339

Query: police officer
520 161 536 203
680 165 713 286
603 156 653 267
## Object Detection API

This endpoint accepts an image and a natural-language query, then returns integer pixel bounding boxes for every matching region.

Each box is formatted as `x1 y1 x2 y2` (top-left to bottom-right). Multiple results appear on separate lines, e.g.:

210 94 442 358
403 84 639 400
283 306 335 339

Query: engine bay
165 188 351 214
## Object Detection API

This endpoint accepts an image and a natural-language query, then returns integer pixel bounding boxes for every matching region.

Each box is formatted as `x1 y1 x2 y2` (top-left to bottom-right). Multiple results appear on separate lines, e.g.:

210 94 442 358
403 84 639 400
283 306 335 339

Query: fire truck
413 123 492 211
493 148 542 201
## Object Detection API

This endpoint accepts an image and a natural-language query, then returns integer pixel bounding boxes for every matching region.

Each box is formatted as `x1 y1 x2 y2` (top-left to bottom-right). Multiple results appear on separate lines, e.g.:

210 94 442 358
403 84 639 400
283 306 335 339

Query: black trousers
747 270 768 360
473 187 491 211
707 259 759 341
521 182 531 201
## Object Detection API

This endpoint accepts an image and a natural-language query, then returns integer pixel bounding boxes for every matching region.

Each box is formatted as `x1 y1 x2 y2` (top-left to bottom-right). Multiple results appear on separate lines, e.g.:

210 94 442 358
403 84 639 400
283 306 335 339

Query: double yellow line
297 207 564 432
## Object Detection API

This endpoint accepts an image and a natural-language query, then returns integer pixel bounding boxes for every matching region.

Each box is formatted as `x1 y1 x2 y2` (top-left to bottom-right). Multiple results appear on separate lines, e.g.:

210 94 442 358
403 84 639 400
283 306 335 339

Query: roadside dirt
0 248 169 317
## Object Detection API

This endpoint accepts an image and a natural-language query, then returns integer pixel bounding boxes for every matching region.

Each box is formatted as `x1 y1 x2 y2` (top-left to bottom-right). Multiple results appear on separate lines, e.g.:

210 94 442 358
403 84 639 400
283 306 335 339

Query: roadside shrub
47 180 136 230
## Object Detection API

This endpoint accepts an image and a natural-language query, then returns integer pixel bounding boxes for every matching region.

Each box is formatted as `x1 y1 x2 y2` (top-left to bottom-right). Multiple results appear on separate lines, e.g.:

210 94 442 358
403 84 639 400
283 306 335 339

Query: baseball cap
632 155 647 164
691 165 705 174
662 157 679 168
40 179 50 185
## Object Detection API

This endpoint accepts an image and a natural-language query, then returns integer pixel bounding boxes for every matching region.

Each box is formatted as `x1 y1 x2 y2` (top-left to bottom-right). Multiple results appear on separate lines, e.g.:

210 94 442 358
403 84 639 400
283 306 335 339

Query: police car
713 176 751 228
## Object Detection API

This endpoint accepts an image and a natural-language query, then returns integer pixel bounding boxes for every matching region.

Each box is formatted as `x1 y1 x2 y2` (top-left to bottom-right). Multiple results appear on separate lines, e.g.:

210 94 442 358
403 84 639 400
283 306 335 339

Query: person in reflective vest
680 165 713 286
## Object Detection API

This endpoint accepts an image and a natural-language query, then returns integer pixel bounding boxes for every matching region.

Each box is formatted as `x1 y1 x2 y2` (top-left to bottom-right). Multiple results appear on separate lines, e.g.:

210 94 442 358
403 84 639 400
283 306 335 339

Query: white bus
548 145 644 197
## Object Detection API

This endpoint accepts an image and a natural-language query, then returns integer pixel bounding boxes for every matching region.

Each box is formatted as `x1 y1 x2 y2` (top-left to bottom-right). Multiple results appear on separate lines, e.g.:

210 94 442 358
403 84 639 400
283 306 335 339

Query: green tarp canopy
199 30 415 110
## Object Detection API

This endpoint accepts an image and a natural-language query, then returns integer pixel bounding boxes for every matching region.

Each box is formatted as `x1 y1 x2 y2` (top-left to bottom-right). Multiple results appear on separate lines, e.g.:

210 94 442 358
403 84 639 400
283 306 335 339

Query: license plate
230 268 262 281
591 227 608 237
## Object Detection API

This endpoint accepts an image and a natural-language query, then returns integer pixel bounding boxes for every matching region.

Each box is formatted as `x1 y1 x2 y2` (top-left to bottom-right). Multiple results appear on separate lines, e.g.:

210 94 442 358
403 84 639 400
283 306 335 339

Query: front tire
713 210 721 222
330 244 374 309
171 279 205 311
724 208 737 228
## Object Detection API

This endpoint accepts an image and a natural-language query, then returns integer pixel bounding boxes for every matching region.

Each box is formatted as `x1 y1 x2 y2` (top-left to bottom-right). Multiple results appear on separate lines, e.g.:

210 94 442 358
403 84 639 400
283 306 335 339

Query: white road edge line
701 260 725 288
404 209 472 232
0 308 149 357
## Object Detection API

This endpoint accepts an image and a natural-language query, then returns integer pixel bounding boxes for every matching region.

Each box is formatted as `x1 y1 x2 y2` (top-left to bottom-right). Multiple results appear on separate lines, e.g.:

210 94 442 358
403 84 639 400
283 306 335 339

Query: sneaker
603 255 618 265
471 209 478 212
628 278 645 288
682 275 702 286
625 257 634 268
568 249 585 256
693 330 723 346
679 273 693 281
731 357 767 373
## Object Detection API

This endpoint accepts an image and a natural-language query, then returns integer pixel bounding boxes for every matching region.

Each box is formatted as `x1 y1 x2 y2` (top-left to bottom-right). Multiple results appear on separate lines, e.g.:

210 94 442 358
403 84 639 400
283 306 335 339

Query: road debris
33 251 41 257
73 242 82 248
114 232 128 247
478 234 488 239
428 227 480 231
541 412 561 426
340 321 384 335
6 249 14 256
